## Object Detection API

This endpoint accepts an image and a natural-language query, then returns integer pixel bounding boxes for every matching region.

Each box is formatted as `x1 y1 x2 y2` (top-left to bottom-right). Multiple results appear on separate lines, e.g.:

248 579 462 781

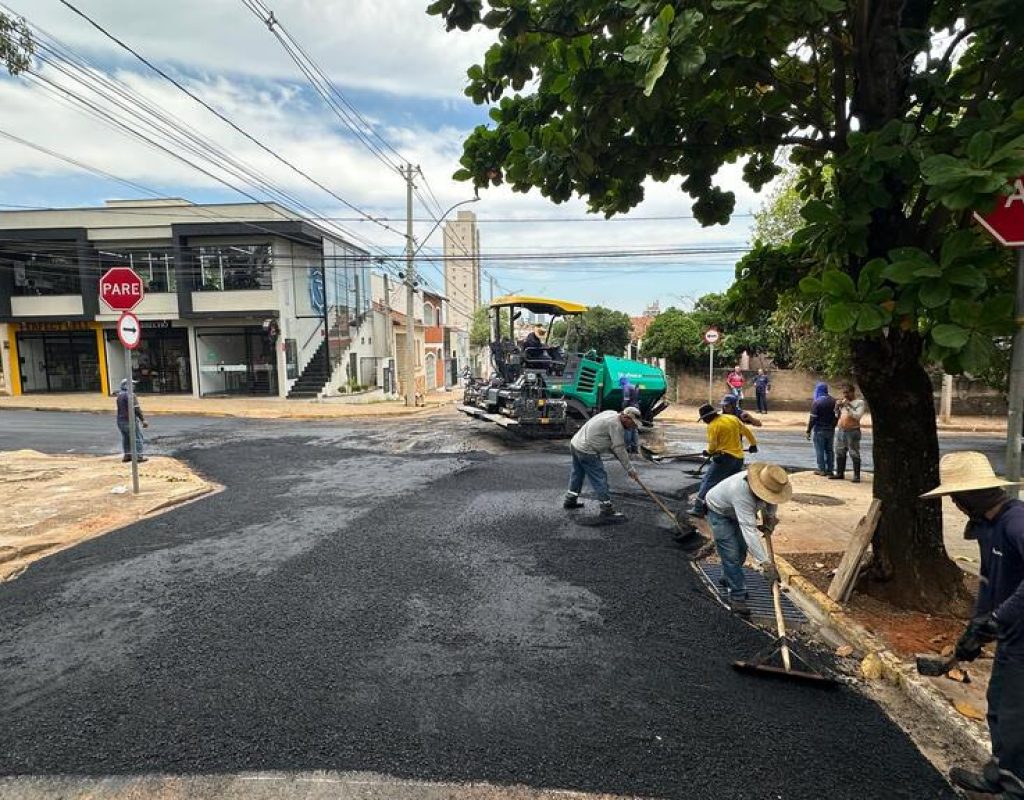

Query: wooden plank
827 498 882 603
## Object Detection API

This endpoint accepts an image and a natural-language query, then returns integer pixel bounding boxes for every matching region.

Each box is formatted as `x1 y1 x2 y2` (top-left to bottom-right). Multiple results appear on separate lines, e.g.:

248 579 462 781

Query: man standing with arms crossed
563 407 641 518
831 383 866 482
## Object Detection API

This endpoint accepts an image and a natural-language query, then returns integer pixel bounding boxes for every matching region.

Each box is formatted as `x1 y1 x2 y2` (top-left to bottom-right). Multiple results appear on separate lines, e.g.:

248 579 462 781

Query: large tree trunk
851 332 971 614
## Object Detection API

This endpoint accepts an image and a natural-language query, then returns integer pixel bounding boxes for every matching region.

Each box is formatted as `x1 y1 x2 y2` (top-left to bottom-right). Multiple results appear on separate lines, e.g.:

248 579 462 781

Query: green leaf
960 332 995 374
948 298 980 327
674 44 706 76
657 4 676 26
798 276 824 295
855 304 885 332
823 302 857 332
549 73 571 94
821 269 857 298
643 47 670 96
800 199 837 224
918 280 951 308
968 131 994 165
888 246 933 265
622 44 645 63
931 323 970 349
913 265 943 278
940 229 976 268
509 129 530 149
857 258 887 296
944 264 987 289
452 168 473 181
880 261 919 284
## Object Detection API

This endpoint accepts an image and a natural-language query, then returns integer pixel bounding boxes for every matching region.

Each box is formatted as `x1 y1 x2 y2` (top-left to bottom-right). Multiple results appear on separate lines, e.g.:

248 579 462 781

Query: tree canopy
428 0 1024 610
576 305 632 356
0 12 32 76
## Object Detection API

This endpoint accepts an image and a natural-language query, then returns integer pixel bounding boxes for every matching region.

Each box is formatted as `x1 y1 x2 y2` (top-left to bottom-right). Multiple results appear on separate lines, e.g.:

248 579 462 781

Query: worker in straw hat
921 451 1024 798
704 463 792 617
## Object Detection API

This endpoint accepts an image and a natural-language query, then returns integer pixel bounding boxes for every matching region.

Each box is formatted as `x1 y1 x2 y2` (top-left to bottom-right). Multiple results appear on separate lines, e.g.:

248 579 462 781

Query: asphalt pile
0 434 954 799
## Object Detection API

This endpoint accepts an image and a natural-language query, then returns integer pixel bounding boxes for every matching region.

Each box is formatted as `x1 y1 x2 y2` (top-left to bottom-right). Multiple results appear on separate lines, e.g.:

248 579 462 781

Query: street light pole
1006 248 1024 497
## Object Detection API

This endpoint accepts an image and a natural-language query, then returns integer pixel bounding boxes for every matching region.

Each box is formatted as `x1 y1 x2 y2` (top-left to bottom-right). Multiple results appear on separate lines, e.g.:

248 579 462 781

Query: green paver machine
458 295 668 436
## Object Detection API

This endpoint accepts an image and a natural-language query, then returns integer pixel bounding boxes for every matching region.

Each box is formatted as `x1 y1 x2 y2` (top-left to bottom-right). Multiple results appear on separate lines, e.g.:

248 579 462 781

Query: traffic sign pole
125 341 139 495
708 344 714 404
1007 248 1024 498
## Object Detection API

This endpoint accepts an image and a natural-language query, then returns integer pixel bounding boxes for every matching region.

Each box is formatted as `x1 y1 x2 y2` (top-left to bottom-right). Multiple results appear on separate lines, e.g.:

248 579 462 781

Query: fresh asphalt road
0 410 980 798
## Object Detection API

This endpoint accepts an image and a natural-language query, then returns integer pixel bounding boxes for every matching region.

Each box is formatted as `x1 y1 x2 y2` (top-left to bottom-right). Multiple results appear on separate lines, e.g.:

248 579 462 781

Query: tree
428 0 1024 611
640 307 705 368
469 305 511 347
577 305 632 356
0 12 32 76
752 169 804 247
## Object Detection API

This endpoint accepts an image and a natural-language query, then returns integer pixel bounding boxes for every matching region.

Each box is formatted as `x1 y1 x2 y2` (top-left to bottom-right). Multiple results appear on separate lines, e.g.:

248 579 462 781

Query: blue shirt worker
619 376 642 454
705 464 791 617
753 369 771 414
115 378 148 463
922 451 1024 798
805 382 838 476
564 408 641 518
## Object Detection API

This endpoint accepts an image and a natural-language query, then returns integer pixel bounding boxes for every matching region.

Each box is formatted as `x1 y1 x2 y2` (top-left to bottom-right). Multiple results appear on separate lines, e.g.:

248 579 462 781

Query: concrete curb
0 402 452 421
774 553 992 762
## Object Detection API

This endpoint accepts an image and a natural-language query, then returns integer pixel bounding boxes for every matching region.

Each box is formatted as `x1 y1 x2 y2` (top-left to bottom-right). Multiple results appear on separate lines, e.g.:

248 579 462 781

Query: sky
0 0 770 316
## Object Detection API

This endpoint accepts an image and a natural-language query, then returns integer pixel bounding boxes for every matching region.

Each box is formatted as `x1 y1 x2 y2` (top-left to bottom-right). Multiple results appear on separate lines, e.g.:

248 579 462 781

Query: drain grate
697 562 807 627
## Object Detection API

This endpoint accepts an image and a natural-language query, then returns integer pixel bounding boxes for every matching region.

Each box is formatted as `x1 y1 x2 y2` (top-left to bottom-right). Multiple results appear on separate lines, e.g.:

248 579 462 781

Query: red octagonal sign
99 267 145 312
974 176 1024 247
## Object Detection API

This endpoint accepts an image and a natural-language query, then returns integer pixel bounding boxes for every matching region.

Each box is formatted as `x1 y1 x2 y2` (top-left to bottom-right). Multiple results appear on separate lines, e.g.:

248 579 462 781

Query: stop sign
99 267 145 312
974 176 1024 246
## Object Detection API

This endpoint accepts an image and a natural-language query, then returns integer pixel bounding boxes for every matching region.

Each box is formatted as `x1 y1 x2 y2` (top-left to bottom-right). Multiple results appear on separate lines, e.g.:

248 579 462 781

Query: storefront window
99 249 176 292
17 331 100 392
197 244 272 291
106 326 191 394
195 326 278 396
9 252 81 296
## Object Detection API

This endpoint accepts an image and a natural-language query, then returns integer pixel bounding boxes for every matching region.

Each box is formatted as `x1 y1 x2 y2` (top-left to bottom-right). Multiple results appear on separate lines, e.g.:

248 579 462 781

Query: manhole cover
791 493 845 507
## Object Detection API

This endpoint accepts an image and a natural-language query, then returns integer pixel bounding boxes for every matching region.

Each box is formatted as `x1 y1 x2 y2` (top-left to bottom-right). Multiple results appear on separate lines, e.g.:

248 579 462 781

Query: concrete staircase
287 339 332 399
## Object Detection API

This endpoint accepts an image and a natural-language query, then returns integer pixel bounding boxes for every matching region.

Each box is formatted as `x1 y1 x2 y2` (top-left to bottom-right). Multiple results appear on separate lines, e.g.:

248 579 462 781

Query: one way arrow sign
117 311 142 350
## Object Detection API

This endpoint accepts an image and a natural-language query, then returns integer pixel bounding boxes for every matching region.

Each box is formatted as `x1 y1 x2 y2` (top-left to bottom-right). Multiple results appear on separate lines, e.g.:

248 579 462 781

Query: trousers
117 418 144 456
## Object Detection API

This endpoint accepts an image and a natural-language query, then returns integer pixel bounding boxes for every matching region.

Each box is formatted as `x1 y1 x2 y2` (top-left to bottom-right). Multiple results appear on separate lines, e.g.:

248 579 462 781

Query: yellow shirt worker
689 401 758 517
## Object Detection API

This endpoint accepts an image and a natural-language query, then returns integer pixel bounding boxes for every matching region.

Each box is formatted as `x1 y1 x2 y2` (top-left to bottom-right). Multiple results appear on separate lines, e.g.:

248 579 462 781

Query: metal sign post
117 311 143 495
703 328 720 404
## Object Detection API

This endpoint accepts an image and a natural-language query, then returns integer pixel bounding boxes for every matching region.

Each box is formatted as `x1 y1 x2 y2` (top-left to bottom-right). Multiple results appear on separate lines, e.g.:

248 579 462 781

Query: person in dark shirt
923 452 1024 798
805 381 837 476
753 369 771 414
619 376 642 454
115 378 148 463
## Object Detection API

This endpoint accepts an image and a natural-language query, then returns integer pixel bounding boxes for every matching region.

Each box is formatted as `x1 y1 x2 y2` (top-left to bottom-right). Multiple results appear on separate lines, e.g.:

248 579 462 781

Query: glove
805 432 811 441
142 422 149 428
761 562 780 585
702 450 711 458
748 445 758 454
628 469 639 481
955 614 1001 662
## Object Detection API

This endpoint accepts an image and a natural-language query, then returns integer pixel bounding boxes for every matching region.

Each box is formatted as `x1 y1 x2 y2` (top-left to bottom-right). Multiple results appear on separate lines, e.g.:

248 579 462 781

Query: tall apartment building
442 210 480 332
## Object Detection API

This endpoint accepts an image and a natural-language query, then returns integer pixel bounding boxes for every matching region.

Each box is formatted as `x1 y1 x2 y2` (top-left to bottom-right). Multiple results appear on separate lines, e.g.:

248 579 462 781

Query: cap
621 406 642 424
720 395 738 407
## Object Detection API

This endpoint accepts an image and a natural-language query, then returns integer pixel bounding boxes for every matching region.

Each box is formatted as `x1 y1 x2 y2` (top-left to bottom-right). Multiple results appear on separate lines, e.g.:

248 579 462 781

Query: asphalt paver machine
458 295 668 437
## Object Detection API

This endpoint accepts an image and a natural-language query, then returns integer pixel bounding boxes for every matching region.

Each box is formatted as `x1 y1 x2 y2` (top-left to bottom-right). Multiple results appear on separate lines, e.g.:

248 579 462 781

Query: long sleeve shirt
836 397 866 430
753 375 771 393
115 390 144 423
706 413 757 460
705 471 774 564
806 395 838 435
570 409 632 471
969 500 1024 657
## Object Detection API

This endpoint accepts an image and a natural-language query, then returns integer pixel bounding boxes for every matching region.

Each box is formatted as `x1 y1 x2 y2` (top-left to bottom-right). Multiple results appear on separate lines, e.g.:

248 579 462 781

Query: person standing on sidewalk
805 382 837 476
619 376 642 454
921 452 1024 799
753 369 771 414
689 403 758 517
726 366 745 406
831 383 866 482
563 407 641 517
705 463 791 616
115 378 148 463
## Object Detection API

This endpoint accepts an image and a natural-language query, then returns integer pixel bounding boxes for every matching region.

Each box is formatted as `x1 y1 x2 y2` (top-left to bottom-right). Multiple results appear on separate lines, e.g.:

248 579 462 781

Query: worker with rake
922 452 1024 799
563 407 641 518
705 464 791 617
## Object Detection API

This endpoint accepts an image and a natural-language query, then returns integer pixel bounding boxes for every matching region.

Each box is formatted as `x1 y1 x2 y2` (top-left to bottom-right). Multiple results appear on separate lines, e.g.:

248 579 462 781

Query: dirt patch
0 450 217 581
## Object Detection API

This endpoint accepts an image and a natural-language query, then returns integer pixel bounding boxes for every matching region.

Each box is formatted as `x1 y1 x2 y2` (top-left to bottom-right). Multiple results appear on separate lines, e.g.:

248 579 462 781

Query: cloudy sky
0 0 766 316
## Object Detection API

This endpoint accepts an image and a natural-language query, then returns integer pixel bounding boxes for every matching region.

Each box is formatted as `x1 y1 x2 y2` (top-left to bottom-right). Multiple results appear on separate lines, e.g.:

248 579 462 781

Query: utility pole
489 273 494 304
1006 248 1024 497
403 163 417 407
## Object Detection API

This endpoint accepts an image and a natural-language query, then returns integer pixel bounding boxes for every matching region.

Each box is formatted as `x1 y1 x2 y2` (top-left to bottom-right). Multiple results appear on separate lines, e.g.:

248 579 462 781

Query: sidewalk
0 391 458 420
659 402 1007 435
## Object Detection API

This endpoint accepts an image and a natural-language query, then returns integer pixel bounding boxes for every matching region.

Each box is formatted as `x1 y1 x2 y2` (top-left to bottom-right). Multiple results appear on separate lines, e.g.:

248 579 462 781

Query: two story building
0 198 371 399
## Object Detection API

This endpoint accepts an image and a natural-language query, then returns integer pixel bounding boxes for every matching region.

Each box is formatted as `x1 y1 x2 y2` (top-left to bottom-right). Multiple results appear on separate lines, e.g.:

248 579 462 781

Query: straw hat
920 451 1019 498
747 463 793 504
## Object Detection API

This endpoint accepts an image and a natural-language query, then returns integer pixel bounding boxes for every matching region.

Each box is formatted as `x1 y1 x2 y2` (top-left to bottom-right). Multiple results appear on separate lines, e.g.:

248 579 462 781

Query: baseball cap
720 394 738 406
621 406 642 424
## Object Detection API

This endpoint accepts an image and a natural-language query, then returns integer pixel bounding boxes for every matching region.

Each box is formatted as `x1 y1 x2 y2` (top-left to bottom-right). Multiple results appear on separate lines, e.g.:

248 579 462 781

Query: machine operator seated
522 325 557 370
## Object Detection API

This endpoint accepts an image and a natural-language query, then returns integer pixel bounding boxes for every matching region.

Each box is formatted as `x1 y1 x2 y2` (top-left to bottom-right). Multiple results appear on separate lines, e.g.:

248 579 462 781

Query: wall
10 295 85 317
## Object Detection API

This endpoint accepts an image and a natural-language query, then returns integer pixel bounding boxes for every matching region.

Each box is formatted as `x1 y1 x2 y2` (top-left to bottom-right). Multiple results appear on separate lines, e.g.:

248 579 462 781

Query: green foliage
640 308 704 368
752 169 804 246
576 305 632 356
469 305 510 347
0 12 32 75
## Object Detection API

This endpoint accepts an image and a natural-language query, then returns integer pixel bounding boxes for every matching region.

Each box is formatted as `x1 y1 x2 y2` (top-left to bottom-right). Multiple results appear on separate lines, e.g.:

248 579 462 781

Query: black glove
702 450 710 458
761 562 780 585
748 445 758 453
955 614 1001 662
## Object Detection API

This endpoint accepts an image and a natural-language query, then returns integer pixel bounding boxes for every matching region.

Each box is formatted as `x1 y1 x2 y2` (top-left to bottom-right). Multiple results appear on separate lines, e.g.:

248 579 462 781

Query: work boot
563 493 584 510
829 455 846 480
852 457 862 483
729 596 752 618
599 501 619 518
122 455 131 462
949 764 1002 795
